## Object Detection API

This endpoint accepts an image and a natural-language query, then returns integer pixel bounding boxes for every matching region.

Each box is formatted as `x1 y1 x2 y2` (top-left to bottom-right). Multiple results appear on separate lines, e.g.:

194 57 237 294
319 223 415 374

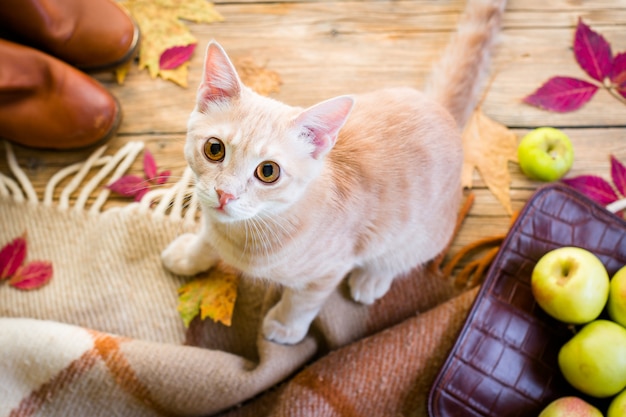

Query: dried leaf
160 44 197 70
611 155 626 197
155 170 171 185
177 263 239 327
134 188 150 202
524 20 626 111
108 149 169 201
461 108 518 215
107 175 147 198
612 52 626 83
119 0 223 87
172 0 223 23
523 76 599 112
9 261 53 290
574 18 613 82
562 175 619 206
143 149 158 179
612 52 626 98
115 61 132 85
158 64 191 88
0 234 27 280
234 57 282 97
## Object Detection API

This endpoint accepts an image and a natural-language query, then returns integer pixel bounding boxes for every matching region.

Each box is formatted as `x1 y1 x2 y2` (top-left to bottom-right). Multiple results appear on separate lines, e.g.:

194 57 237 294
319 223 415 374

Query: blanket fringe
2 142 37 204
1 140 197 224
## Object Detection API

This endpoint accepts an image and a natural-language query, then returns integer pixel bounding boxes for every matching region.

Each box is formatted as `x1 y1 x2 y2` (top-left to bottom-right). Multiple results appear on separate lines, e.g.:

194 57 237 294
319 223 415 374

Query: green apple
558 319 626 398
608 265 626 327
531 247 609 324
608 389 626 417
518 127 574 181
538 396 603 417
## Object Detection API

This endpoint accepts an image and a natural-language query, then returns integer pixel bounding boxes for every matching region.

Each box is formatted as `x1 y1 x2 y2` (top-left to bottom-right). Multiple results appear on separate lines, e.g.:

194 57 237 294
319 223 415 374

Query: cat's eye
255 161 280 183
203 137 225 162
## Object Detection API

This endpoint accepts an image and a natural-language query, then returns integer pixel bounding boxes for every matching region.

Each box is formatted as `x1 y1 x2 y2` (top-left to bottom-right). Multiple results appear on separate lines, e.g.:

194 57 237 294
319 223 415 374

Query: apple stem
567 324 577 334
545 140 564 160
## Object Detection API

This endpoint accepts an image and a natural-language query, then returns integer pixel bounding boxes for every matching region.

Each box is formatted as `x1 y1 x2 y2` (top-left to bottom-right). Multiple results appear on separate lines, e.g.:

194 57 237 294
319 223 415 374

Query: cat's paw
348 269 393 305
262 310 308 345
161 233 211 276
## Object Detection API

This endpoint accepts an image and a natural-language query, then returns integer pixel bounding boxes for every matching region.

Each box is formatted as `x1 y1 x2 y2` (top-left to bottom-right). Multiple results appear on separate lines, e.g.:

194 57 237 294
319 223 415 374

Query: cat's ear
198 41 242 108
295 96 354 159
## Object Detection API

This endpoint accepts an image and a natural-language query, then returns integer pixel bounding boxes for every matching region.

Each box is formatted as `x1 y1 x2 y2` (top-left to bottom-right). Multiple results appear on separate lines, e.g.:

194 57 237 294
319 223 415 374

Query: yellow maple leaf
118 0 223 87
177 262 239 327
461 108 518 215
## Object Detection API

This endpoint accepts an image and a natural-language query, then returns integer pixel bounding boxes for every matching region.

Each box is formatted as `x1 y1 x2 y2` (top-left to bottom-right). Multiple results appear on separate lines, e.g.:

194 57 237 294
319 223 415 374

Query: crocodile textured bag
428 183 626 417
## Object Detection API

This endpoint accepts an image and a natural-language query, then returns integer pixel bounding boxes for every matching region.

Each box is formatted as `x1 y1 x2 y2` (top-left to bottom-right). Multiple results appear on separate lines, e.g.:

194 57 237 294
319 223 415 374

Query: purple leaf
611 155 626 197
523 76 599 112
612 52 626 98
562 175 619 206
134 187 150 202
611 52 626 83
155 170 171 185
143 149 158 180
159 44 197 70
0 234 27 280
573 19 613 82
107 175 147 198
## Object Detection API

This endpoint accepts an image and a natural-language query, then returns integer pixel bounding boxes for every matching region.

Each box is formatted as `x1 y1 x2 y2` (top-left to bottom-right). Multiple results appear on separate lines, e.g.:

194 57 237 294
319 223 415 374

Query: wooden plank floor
2 0 625 273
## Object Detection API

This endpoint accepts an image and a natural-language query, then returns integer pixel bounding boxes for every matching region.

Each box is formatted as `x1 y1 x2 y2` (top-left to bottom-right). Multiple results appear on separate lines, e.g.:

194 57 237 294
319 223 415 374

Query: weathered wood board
1 0 625 273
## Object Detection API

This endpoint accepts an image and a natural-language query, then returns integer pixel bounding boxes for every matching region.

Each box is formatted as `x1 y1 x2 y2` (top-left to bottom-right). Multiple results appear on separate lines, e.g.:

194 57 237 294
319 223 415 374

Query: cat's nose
216 189 236 207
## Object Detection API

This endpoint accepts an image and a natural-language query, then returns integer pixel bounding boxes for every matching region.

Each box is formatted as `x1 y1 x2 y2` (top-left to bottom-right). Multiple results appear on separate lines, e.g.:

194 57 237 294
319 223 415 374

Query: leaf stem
606 85 626 106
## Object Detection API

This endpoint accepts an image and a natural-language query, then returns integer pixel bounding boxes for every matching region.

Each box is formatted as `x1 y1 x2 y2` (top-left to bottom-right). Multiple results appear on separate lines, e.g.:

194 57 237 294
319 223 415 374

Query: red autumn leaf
108 149 169 201
612 52 626 83
612 52 626 98
107 175 147 198
134 187 150 202
160 44 197 70
155 170 171 185
0 234 27 280
523 76 599 112
574 18 613 82
562 175 619 206
9 260 53 290
143 149 158 180
611 155 626 197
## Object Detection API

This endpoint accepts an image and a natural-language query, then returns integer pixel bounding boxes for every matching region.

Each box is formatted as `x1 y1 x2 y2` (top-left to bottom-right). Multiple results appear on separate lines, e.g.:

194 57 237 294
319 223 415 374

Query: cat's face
185 41 353 223
185 96 323 222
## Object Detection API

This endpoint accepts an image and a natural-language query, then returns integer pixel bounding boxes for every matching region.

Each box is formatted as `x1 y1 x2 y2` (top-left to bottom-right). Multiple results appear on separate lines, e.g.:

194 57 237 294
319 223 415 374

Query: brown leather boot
0 39 120 150
0 0 140 72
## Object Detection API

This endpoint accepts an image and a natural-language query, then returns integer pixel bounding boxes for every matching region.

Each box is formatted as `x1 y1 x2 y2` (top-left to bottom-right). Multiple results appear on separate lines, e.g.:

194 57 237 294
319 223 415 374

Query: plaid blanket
0 142 472 417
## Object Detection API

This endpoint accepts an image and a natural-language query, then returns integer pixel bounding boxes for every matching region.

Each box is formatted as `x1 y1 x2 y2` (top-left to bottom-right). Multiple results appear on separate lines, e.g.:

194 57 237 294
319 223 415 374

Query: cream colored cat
162 0 507 344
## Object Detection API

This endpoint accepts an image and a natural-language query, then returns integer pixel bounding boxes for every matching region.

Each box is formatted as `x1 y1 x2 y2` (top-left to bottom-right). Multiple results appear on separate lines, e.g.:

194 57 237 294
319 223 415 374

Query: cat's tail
424 0 507 129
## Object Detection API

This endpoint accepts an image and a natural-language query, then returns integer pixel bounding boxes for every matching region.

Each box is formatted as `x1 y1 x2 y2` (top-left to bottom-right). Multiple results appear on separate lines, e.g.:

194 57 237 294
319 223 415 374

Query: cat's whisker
253 215 292 265
260 216 289 245
267 214 297 239
240 218 251 261
248 216 275 264
251 217 272 263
